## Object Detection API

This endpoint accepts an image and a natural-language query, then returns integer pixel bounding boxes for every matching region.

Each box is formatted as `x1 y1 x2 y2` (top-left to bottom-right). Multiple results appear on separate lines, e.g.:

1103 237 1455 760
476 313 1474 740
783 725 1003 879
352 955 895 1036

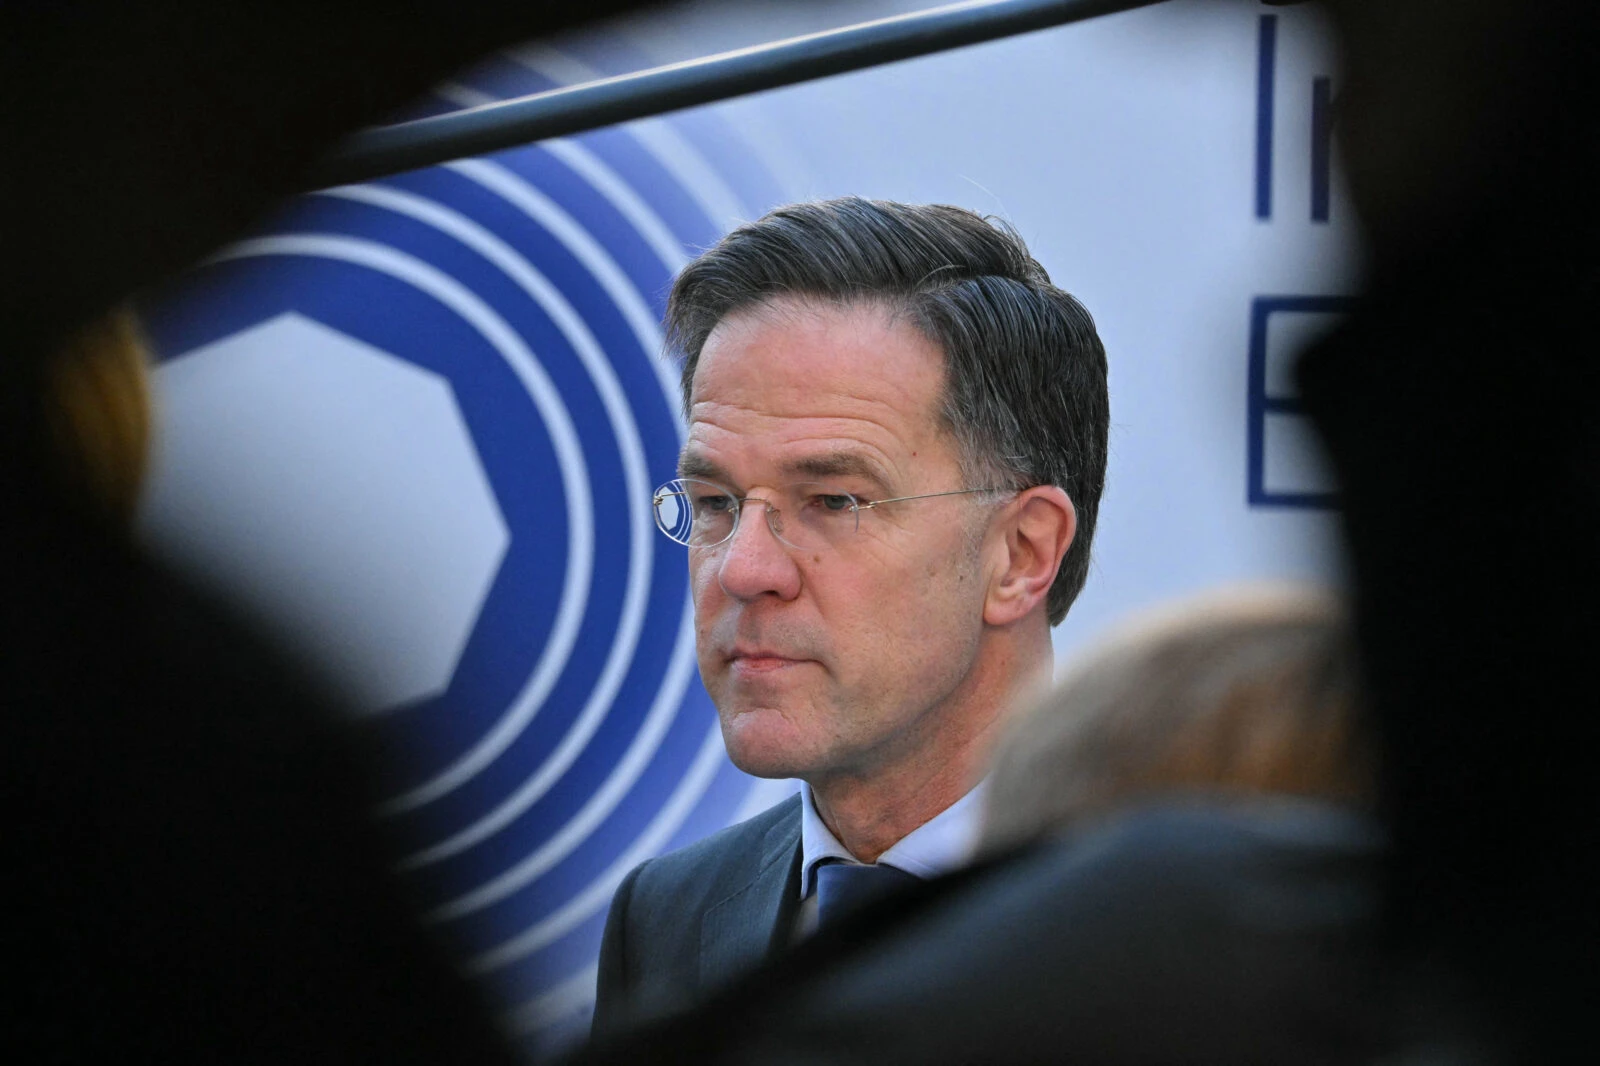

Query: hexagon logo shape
140 312 511 713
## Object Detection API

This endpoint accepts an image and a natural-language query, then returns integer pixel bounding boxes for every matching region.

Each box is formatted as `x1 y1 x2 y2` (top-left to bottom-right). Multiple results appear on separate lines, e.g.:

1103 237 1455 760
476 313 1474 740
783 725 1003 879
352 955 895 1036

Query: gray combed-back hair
664 197 1109 625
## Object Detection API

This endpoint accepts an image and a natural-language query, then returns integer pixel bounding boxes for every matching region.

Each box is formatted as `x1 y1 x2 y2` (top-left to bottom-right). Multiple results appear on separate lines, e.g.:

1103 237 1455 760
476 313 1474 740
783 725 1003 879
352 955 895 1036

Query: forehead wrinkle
681 419 906 494
692 371 926 431
686 385 941 469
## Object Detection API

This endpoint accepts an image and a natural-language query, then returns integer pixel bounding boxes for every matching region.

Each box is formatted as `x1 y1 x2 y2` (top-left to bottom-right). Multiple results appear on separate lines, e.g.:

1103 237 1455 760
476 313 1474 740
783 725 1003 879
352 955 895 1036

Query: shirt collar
798 777 988 899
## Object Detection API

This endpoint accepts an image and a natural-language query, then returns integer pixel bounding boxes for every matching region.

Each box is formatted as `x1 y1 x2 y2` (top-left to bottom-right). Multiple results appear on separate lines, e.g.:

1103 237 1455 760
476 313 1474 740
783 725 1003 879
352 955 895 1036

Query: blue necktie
814 860 920 927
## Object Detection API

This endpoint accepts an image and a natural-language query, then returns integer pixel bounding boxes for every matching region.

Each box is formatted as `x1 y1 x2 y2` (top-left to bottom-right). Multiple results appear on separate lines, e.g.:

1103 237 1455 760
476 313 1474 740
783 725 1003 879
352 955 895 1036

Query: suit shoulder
632 793 799 898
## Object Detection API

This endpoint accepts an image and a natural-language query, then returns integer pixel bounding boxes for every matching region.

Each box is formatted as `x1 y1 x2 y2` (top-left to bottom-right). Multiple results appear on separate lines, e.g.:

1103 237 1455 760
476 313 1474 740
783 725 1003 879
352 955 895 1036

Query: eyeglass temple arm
858 487 1004 510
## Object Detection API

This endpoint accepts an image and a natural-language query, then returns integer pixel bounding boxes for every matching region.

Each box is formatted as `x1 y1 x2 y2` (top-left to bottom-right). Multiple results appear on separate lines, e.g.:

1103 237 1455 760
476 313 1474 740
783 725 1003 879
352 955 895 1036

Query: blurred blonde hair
46 305 152 524
981 584 1372 856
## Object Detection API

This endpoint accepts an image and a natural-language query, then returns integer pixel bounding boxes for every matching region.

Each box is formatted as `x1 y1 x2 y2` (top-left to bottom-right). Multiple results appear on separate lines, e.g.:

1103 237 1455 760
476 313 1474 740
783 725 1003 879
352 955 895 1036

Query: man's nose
716 500 802 601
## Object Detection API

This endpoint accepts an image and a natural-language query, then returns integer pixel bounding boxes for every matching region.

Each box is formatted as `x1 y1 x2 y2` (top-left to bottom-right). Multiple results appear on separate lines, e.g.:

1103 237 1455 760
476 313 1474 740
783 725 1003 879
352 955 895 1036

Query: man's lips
726 649 814 673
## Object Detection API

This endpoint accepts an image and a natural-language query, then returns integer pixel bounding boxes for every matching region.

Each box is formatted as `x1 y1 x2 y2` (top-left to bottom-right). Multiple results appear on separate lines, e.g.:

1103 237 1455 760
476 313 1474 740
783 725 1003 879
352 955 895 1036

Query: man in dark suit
594 1 1597 1060
593 198 1111 1031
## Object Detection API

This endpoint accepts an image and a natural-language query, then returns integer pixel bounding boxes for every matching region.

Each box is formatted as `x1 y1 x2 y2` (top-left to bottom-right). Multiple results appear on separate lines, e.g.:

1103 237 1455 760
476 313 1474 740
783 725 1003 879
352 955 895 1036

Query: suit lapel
699 804 802 991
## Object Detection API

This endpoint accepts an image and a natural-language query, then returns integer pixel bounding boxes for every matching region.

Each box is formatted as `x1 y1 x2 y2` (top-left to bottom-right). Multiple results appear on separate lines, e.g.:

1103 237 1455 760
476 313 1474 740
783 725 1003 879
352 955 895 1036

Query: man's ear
984 486 1076 627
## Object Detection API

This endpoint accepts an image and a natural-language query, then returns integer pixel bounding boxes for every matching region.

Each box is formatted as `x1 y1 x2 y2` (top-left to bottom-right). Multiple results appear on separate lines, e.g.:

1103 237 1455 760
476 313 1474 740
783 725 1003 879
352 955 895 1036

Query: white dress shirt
794 778 987 938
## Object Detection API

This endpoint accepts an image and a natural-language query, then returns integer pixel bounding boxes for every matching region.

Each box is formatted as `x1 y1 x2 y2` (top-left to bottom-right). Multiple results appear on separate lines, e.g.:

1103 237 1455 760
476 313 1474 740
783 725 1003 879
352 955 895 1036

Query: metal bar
309 0 1169 188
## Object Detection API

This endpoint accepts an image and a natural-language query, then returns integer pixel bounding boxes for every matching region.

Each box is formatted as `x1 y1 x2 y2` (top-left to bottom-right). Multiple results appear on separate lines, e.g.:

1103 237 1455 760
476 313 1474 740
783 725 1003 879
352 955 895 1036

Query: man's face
683 297 995 785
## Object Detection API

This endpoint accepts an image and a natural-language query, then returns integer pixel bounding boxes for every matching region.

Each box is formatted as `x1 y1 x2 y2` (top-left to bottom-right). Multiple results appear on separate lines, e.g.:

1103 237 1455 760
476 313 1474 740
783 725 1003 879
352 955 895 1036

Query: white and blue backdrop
136 0 1357 1054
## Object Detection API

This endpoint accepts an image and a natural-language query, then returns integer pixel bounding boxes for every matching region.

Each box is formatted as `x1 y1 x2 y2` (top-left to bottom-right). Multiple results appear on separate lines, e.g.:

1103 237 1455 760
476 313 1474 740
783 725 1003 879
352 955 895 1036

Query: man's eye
811 494 855 513
694 494 734 514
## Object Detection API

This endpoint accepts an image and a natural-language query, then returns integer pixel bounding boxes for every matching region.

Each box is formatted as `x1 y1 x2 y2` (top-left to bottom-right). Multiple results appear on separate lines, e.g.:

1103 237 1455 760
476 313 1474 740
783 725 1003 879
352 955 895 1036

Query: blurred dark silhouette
1 4 659 1062
1301 1 1596 1057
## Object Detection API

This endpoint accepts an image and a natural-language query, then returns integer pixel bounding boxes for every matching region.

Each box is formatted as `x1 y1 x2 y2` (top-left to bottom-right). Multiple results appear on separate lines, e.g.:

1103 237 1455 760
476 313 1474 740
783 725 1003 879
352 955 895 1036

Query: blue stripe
1310 76 1333 223
1255 15 1277 220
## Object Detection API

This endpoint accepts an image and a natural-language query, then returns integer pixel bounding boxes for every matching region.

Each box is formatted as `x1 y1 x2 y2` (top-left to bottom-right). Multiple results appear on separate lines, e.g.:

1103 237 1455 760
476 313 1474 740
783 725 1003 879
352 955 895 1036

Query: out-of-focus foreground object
1300 0 1597 1058
45 307 153 524
3 3 661 1063
982 583 1370 856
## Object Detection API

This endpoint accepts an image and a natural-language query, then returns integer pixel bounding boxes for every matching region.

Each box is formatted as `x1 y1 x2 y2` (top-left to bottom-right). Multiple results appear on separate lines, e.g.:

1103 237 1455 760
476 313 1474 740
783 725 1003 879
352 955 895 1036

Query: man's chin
717 704 816 780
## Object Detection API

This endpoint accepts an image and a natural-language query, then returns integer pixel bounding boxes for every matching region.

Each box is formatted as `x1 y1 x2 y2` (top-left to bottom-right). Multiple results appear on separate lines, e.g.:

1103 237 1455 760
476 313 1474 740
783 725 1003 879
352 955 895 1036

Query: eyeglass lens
653 478 860 550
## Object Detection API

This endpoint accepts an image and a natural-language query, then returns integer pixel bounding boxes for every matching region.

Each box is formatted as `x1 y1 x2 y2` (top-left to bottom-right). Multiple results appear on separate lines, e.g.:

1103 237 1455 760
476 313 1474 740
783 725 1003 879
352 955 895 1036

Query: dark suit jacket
574 800 1388 1066
592 795 803 1034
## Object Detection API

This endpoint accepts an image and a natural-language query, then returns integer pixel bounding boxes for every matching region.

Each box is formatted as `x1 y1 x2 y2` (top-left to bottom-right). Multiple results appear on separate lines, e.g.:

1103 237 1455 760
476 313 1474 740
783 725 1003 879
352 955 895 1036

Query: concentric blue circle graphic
140 44 792 1053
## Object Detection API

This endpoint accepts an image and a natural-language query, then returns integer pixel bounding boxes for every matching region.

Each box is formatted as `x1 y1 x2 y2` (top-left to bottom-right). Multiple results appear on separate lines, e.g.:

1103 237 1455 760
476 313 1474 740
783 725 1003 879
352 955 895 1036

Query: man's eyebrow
783 452 893 492
677 453 731 483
